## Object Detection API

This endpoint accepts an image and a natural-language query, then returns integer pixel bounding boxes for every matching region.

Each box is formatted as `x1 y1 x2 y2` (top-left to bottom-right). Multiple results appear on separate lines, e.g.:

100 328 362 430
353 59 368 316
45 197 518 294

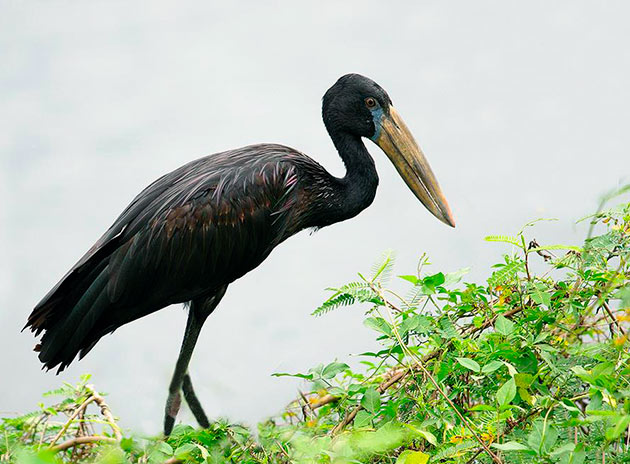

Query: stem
361 281 502 464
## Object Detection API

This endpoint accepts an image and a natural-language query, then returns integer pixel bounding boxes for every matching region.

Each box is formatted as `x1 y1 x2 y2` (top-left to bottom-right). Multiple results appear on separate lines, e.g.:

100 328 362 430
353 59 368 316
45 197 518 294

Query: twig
86 385 123 440
602 301 625 335
163 458 182 464
462 305 524 338
51 435 116 452
332 282 504 464
298 391 312 421
37 417 49 451
48 396 96 448
465 408 542 464
311 303 523 412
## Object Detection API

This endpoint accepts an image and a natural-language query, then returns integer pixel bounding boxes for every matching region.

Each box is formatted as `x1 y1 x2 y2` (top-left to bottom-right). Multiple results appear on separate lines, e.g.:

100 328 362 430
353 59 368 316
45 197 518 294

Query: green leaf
371 250 396 283
439 317 459 339
487 258 525 287
353 410 374 428
550 442 575 456
528 244 582 253
119 437 134 452
443 267 470 286
519 387 533 405
14 450 60 464
396 450 430 464
412 315 433 333
481 360 504 374
531 285 552 307
271 372 314 380
193 443 210 460
364 317 392 337
404 424 438 445
606 414 630 441
399 316 419 336
558 444 585 464
321 362 349 379
312 291 356 316
470 404 495 411
527 420 558 456
496 377 516 407
399 275 418 284
361 387 381 413
421 272 445 294
503 361 518 376
456 357 481 372
491 441 531 451
416 430 437 446
514 373 533 388
174 443 196 458
559 399 581 413
616 286 630 308
495 315 515 336
156 442 174 456
485 235 522 246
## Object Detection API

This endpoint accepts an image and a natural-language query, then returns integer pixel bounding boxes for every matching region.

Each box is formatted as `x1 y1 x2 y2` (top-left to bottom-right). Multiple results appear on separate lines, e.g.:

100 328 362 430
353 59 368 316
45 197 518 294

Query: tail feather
26 258 109 335
37 267 112 371
26 256 114 372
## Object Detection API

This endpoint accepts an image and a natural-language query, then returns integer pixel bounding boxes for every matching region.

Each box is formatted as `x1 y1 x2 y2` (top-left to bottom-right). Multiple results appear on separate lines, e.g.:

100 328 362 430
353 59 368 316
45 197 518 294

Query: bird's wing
26 144 304 370
105 147 303 307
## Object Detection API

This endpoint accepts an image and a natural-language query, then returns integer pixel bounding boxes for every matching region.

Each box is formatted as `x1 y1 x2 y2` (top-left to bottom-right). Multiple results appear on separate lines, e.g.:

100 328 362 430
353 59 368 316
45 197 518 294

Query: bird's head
323 73 455 227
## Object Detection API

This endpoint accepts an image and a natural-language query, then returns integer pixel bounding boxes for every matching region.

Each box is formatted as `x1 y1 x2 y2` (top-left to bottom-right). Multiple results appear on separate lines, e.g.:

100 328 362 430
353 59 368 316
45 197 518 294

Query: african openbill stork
25 74 455 435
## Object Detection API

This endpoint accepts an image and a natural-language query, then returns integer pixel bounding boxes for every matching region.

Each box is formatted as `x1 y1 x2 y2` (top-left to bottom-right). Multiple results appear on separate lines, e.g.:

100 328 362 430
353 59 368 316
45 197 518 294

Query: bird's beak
372 107 455 227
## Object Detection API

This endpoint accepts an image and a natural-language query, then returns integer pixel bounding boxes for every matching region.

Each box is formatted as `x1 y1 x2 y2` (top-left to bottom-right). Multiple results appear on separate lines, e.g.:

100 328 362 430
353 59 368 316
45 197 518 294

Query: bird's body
26 74 454 434
27 143 377 371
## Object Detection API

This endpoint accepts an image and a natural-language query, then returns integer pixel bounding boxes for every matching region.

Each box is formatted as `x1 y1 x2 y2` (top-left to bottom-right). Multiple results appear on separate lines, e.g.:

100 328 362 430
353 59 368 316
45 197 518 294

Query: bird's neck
319 131 379 226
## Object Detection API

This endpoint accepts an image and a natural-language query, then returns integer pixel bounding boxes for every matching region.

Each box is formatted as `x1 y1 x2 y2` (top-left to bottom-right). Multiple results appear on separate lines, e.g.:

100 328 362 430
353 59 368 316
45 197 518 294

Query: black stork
25 74 455 435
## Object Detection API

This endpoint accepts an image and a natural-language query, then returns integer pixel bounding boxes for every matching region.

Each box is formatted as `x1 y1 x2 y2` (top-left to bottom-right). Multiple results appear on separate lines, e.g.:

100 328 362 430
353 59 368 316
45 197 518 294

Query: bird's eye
365 97 377 109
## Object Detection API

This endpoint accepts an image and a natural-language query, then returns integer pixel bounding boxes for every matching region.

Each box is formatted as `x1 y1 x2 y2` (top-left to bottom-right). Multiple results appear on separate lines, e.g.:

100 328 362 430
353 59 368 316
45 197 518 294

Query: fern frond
432 440 477 460
371 250 396 284
484 235 521 247
339 281 371 292
403 285 427 310
487 259 525 287
311 292 356 316
528 244 583 253
42 385 75 398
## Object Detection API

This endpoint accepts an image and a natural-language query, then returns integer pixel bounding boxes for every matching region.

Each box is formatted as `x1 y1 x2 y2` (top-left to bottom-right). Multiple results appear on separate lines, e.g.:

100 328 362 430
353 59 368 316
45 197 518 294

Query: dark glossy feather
26 143 334 372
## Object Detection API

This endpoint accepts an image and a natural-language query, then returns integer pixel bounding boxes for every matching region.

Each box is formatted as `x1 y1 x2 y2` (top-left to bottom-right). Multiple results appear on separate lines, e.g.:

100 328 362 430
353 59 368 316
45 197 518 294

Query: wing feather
26 144 306 371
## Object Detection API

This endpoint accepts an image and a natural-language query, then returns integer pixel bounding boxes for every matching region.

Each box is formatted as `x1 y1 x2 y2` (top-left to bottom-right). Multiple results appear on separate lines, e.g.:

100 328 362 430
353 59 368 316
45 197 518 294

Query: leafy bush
3 194 630 463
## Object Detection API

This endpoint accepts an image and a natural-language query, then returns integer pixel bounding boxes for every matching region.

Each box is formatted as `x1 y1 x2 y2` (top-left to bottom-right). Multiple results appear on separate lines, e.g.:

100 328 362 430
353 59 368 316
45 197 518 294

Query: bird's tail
25 258 112 373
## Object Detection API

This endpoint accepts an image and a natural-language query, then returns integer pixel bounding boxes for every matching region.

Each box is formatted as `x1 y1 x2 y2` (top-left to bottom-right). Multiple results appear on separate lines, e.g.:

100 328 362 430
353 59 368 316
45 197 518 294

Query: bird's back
26 143 322 372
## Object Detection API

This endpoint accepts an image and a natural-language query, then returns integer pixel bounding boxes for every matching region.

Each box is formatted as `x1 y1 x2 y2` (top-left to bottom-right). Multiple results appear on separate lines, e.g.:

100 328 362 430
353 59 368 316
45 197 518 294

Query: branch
86 384 123 440
464 408 542 464
602 301 626 335
48 396 97 448
311 304 523 412
51 435 116 452
330 352 440 434
163 458 183 464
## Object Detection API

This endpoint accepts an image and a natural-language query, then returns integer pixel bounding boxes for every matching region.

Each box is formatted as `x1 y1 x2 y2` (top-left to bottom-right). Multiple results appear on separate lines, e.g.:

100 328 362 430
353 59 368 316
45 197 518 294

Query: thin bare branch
51 435 116 452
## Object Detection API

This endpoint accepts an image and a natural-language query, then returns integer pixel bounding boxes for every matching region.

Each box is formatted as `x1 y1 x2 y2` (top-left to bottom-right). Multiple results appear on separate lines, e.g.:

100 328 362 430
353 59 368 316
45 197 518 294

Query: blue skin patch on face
369 107 384 142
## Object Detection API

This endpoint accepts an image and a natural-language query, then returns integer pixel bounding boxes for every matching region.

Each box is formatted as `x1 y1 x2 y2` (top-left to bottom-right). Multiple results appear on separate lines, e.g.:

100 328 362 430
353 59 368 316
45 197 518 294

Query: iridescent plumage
26 74 453 435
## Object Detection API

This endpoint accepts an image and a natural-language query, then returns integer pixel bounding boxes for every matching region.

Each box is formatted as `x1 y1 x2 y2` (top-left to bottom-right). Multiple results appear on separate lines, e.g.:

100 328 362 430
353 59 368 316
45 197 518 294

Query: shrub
3 193 630 463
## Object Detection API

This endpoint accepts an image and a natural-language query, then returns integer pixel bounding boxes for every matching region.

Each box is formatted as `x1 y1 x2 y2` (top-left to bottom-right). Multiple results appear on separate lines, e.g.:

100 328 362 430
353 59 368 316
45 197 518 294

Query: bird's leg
182 372 209 428
164 286 227 436
164 310 204 436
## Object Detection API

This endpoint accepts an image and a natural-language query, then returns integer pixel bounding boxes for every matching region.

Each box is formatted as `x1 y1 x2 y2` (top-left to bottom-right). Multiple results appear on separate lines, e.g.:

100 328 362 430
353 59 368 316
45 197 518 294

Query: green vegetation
3 193 630 463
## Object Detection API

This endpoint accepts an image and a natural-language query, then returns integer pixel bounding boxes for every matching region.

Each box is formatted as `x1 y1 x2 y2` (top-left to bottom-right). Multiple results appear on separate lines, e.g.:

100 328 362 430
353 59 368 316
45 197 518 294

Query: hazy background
1 1 628 433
